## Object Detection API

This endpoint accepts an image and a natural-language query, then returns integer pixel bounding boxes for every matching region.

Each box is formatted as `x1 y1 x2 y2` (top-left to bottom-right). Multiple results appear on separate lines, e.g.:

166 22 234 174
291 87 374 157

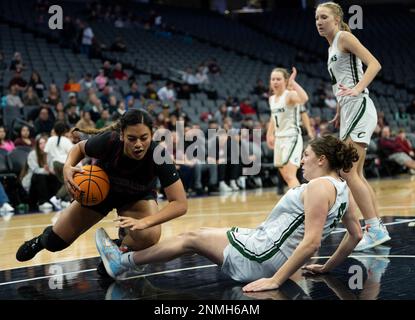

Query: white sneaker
219 181 233 193
49 196 62 211
38 202 53 213
354 223 391 251
253 177 263 188
410 168 415 175
0 202 14 212
229 180 239 191
237 176 246 189
60 201 70 209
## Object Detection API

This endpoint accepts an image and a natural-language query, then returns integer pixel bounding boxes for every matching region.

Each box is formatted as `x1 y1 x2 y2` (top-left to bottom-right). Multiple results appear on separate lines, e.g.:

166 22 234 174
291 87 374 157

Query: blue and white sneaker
95 228 128 279
354 223 391 251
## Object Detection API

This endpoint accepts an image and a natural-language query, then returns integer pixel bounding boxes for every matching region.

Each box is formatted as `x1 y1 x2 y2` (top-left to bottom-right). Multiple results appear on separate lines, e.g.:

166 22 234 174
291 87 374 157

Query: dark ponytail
309 135 359 172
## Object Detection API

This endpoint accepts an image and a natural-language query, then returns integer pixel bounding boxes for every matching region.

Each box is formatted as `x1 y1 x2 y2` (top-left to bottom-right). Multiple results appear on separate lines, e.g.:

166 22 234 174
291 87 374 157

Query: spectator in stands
252 79 268 99
0 181 14 218
406 99 415 115
394 105 409 121
0 126 16 152
6 85 24 108
23 86 41 106
195 65 209 84
45 84 61 107
170 101 190 125
34 107 54 136
126 81 141 100
111 36 127 52
229 104 243 123
107 95 118 115
20 135 61 212
99 85 112 107
79 73 96 92
9 52 26 71
143 81 158 100
181 67 199 86
214 103 228 125
63 101 79 129
206 57 221 75
112 62 128 81
379 126 415 174
61 16 77 49
84 93 103 122
239 98 257 116
75 110 95 131
80 22 94 58
44 122 74 210
14 125 35 148
8 67 28 91
28 71 46 99
102 60 113 79
377 110 387 130
112 100 126 120
157 81 176 102
396 129 415 158
64 92 81 113
95 69 108 91
208 129 241 192
95 109 112 129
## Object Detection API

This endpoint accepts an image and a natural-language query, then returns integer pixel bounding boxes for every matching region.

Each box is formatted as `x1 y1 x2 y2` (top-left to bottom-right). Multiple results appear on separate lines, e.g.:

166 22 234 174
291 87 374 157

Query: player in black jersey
16 109 188 276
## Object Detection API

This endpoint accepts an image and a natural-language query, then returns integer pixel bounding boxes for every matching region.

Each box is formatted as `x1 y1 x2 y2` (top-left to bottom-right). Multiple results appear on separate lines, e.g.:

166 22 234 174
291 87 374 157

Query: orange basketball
73 165 110 206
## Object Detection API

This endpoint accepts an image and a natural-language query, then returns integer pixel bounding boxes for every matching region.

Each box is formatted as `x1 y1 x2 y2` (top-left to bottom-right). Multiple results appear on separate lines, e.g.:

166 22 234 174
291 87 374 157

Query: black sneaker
16 236 44 262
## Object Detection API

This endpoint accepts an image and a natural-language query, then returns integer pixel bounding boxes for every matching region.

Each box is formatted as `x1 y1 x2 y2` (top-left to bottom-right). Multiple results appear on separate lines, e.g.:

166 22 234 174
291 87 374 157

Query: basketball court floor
1 175 415 300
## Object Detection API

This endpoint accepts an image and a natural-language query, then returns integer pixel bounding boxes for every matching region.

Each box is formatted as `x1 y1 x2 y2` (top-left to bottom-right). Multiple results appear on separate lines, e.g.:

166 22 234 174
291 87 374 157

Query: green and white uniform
269 91 303 167
328 30 377 145
221 176 349 282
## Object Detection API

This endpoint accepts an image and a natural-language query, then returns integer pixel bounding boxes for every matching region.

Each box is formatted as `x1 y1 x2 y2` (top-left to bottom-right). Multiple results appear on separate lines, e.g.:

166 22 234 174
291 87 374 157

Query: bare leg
118 199 161 250
278 163 300 189
341 139 378 220
131 227 230 266
53 201 104 244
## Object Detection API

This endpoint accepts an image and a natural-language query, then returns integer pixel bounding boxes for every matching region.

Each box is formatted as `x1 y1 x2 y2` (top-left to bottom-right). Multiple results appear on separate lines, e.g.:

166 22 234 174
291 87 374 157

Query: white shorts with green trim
273 133 303 168
221 227 288 282
339 95 377 146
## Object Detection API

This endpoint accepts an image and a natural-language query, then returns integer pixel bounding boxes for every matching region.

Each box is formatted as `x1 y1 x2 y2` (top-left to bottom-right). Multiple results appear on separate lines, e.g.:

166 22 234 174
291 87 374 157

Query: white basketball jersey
269 90 301 137
257 176 349 259
328 31 369 106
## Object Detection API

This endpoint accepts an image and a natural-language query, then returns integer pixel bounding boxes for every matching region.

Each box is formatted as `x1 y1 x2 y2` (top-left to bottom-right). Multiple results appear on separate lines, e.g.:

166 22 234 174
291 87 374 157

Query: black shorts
80 190 158 217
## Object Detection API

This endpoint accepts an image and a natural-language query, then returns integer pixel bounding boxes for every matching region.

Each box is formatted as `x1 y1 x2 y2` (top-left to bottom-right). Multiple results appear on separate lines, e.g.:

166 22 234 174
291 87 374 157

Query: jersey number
329 68 337 85
274 115 279 128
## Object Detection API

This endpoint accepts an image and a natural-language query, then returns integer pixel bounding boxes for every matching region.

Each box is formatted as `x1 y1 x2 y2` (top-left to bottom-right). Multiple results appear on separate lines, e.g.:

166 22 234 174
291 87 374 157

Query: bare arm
338 32 381 95
117 179 188 230
301 112 315 139
302 191 362 274
286 67 309 106
320 192 362 272
63 141 87 196
243 179 333 292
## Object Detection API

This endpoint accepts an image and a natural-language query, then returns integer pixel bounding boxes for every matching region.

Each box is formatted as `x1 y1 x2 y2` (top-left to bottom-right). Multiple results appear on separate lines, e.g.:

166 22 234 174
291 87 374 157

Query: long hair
53 121 69 147
71 108 154 136
317 2 351 33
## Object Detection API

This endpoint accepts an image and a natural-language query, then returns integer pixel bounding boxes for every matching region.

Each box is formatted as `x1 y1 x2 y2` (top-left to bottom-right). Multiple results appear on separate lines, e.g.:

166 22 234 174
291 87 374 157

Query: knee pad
40 226 70 252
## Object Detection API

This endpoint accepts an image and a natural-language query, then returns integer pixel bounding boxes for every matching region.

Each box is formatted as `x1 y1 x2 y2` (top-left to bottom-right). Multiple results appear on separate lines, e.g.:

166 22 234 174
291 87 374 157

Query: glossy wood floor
1 175 415 271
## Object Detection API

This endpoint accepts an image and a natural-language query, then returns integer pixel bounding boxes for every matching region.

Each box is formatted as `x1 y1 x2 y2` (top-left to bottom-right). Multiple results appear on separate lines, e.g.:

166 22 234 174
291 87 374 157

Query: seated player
96 135 363 292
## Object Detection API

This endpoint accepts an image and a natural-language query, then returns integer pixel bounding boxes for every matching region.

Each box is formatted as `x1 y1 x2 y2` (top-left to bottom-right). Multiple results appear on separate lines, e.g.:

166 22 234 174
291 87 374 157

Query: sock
121 252 137 269
365 217 380 228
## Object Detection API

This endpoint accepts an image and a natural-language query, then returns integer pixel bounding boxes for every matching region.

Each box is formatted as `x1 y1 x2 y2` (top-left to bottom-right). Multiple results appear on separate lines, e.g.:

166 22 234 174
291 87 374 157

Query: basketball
73 165 110 206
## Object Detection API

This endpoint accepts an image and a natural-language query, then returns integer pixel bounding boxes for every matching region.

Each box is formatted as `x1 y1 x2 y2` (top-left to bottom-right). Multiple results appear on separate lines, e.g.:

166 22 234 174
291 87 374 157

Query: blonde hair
269 67 290 95
317 1 351 33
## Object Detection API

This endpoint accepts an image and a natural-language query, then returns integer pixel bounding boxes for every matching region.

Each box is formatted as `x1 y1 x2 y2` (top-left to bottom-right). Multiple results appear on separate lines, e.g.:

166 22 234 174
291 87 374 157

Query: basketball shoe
16 236 44 261
354 220 391 251
95 228 128 279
